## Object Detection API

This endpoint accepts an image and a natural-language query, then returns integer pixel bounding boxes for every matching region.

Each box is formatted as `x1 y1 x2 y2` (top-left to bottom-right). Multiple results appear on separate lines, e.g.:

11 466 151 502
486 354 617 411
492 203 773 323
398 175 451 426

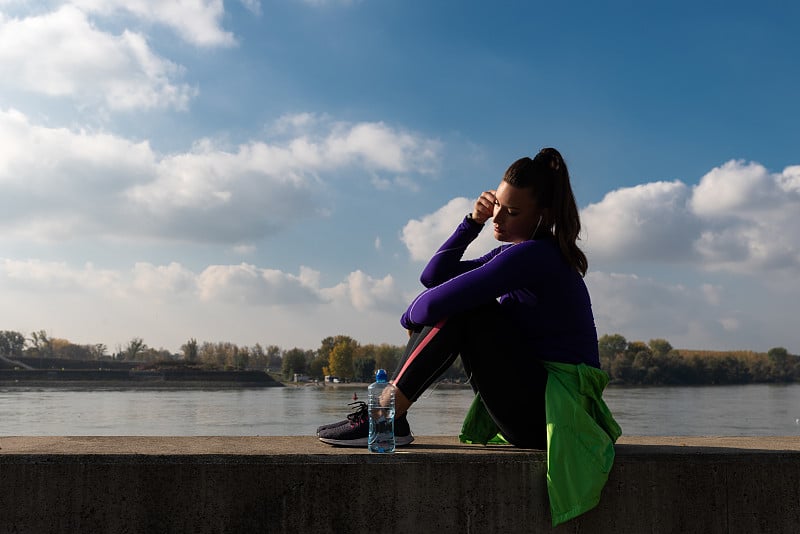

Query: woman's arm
419 190 499 287
403 240 555 328
419 215 488 287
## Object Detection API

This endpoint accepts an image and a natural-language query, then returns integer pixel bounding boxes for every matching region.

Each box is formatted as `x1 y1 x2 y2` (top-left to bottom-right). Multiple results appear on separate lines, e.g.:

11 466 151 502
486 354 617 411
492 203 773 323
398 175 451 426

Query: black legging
392 302 548 449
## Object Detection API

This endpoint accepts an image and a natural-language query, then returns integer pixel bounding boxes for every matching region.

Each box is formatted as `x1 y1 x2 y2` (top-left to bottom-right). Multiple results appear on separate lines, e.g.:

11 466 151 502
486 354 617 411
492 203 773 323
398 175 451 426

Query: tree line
3 328 797 385
0 329 460 383
599 334 799 385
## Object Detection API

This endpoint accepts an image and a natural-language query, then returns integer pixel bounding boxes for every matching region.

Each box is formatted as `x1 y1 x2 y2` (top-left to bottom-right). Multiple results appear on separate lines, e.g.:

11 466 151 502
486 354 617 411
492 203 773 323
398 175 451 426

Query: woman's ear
541 208 553 227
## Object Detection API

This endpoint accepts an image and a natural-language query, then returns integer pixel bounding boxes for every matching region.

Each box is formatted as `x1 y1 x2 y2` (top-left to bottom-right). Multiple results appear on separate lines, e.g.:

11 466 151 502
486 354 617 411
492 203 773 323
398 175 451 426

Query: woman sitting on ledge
317 148 620 524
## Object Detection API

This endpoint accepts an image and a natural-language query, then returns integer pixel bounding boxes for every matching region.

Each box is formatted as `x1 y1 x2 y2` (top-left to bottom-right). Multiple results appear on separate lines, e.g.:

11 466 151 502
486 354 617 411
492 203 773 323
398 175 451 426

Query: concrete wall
1 436 798 533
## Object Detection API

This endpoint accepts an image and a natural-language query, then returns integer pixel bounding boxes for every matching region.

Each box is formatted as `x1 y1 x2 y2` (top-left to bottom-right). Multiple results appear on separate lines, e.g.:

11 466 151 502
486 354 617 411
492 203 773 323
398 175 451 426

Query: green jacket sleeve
459 361 621 526
543 361 621 526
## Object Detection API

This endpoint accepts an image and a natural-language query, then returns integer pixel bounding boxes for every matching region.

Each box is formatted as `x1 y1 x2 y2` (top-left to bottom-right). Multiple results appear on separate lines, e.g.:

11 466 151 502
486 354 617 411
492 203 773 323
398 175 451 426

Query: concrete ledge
1 436 799 533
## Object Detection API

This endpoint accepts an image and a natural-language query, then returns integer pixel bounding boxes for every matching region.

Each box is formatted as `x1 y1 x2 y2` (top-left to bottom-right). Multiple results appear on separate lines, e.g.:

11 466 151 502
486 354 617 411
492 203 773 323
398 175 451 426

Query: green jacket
459 361 622 526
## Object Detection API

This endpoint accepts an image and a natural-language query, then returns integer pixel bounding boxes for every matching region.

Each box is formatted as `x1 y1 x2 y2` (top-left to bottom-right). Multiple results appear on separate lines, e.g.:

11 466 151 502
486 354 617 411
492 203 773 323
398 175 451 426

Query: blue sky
1 0 798 355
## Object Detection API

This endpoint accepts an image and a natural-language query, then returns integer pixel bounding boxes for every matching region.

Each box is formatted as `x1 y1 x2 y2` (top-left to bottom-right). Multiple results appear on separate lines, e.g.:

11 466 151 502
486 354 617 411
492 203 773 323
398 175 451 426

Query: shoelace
346 401 368 426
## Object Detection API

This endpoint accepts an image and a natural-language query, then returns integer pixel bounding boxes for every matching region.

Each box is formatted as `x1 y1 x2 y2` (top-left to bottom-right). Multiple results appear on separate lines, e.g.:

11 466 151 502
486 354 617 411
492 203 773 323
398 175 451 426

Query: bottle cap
375 369 388 382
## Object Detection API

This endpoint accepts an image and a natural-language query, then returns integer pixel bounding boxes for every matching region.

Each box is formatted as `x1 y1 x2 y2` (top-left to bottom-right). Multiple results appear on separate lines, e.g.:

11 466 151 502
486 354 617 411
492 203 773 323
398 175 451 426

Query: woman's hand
471 190 496 224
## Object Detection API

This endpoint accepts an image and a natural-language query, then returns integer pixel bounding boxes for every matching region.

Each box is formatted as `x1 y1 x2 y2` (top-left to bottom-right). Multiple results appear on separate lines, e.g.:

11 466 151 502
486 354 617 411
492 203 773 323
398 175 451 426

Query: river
1 383 799 436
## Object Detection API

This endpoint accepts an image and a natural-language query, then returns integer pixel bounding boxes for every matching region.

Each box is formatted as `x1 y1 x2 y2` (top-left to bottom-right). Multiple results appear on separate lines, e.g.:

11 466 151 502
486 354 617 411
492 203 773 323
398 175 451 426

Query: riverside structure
1 435 798 533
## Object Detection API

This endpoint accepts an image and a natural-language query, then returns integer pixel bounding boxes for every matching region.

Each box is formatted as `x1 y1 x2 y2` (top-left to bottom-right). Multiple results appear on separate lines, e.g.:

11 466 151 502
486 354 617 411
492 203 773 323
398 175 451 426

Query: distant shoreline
0 368 284 389
0 381 281 389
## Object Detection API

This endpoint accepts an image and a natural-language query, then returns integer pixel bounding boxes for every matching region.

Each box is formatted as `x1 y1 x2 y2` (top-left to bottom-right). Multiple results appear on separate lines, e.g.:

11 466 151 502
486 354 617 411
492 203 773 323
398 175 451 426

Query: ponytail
504 148 588 276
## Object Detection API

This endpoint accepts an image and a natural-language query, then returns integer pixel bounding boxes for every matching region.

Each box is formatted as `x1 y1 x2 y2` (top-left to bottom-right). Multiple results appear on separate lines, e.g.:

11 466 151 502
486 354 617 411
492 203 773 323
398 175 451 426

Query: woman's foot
317 408 415 447
315 401 367 435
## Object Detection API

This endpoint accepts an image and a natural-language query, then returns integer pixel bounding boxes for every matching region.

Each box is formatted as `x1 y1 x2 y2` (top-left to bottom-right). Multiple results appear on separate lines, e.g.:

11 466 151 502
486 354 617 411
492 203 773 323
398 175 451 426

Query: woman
318 147 604 449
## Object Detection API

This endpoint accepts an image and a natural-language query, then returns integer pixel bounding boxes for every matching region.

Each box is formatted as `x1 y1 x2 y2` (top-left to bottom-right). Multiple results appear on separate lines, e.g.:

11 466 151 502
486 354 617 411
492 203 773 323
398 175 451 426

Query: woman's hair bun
536 147 564 174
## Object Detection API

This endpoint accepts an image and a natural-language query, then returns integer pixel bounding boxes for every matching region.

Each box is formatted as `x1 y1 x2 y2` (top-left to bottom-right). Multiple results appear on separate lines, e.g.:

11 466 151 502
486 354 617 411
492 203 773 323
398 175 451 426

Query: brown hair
502 148 588 276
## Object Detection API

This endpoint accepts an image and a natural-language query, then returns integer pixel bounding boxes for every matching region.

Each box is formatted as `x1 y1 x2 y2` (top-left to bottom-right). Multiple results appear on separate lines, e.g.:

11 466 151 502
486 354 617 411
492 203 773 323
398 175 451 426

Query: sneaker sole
318 434 415 447
315 420 349 435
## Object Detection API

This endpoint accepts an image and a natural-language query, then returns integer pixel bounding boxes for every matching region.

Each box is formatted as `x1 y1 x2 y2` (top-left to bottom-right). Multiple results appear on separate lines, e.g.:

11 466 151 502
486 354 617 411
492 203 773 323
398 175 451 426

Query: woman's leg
392 320 461 408
460 337 547 449
391 303 548 449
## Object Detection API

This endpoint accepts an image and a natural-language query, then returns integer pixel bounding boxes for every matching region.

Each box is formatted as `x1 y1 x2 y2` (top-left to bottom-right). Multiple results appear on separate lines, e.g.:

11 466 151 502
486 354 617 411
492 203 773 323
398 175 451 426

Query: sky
1 0 798 355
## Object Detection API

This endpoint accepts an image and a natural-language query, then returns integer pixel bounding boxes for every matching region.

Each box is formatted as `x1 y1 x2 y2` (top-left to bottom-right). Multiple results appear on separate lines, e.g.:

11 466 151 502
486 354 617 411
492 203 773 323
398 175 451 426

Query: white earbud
529 215 543 240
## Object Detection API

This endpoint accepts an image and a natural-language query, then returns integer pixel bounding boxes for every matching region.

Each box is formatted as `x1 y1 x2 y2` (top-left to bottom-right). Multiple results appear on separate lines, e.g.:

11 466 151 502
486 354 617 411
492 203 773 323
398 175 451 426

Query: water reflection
1 383 799 437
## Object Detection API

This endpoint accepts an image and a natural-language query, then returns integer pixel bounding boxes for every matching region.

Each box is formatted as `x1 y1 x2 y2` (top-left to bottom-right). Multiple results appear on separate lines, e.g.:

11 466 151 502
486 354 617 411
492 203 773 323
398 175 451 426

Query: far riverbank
0 369 283 389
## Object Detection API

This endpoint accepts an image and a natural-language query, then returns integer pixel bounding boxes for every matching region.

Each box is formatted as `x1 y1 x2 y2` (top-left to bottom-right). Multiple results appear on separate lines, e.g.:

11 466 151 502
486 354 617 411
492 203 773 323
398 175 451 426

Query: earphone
529 215 543 240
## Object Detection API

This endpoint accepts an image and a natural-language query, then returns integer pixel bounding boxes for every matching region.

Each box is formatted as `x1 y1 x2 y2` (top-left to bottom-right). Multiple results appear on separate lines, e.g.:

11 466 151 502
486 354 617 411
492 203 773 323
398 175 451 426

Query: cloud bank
0 257 407 348
583 160 800 275
0 109 441 243
0 5 196 111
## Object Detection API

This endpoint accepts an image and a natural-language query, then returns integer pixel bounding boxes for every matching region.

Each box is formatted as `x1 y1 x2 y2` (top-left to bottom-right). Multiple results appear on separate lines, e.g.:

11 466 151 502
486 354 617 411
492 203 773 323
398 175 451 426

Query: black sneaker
318 411 414 447
316 401 367 435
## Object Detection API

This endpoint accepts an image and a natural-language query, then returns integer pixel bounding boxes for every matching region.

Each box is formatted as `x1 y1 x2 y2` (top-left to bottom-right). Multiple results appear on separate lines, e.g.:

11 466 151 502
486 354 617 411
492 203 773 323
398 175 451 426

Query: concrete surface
1 436 799 533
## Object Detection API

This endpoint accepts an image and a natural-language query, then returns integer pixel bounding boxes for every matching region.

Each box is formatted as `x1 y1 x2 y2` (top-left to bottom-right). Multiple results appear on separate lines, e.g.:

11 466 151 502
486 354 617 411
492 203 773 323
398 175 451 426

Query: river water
1 383 799 437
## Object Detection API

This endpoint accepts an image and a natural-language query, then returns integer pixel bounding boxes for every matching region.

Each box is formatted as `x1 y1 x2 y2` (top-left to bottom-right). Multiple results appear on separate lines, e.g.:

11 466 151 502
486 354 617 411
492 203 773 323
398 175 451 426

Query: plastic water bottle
368 369 395 453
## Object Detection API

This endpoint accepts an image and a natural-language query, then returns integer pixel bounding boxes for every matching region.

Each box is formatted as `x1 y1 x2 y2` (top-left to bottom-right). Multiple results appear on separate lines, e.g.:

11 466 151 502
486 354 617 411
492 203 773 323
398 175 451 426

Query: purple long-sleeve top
401 216 600 367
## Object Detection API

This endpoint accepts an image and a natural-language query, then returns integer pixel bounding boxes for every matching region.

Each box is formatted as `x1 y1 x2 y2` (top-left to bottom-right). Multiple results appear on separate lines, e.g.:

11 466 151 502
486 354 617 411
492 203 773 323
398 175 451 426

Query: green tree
625 341 650 358
649 338 673 357
307 355 327 380
231 346 250 370
328 340 357 379
51 339 92 360
598 334 627 371
282 348 309 380
631 350 655 384
138 347 175 363
352 357 376 382
197 341 239 368
89 344 108 360
657 352 694 385
598 334 627 358
28 330 54 358
248 343 267 369
317 335 357 361
181 338 198 363
371 343 403 375
265 345 282 371
0 330 25 358
767 347 791 382
124 337 147 361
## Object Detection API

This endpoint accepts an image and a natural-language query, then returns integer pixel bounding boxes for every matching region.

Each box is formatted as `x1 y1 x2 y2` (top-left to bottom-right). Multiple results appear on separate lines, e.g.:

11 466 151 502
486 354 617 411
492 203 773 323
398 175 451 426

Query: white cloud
322 270 400 312
690 161 800 273
0 109 441 243
690 160 779 217
586 271 763 351
196 263 322 306
132 262 196 296
0 257 408 350
401 197 497 261
71 0 237 47
325 122 439 173
582 180 698 262
238 0 262 16
0 258 121 294
0 6 196 111
271 113 441 177
581 160 800 275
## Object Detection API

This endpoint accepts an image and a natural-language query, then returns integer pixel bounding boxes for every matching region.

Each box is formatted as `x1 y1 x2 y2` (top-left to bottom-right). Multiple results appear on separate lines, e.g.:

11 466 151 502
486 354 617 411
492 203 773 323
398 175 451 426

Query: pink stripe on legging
392 319 448 384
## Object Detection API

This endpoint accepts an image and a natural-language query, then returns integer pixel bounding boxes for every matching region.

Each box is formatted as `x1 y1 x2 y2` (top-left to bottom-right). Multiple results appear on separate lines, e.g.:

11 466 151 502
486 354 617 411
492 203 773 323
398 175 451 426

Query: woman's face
492 181 542 243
